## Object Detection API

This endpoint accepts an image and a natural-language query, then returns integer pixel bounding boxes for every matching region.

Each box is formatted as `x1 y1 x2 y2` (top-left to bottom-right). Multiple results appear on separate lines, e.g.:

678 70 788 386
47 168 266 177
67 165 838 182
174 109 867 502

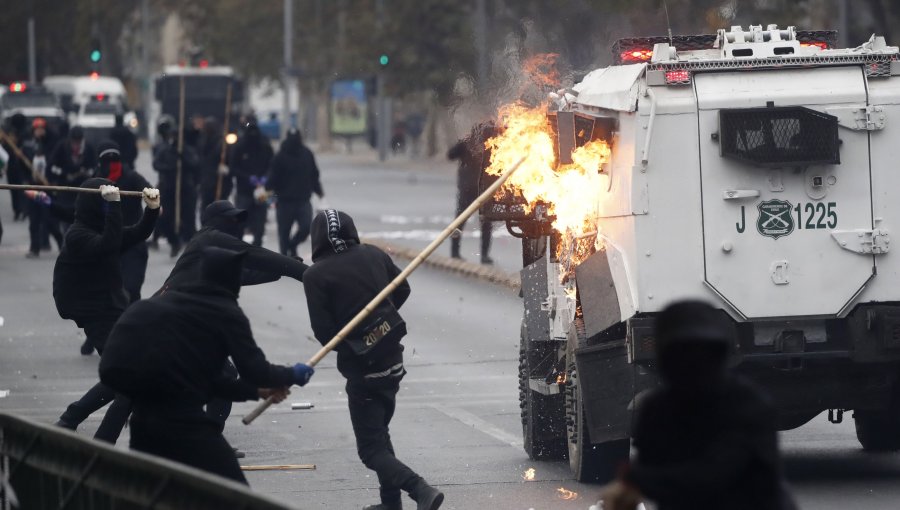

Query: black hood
199 247 246 296
74 177 114 231
95 140 122 180
201 200 248 238
654 300 733 395
280 128 302 155
311 209 360 262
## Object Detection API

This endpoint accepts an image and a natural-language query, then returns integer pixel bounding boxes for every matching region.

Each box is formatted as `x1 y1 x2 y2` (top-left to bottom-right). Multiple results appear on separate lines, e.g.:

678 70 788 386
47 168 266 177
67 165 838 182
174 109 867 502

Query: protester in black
109 113 138 170
303 209 443 510
266 128 323 256
447 122 498 264
53 179 160 443
231 122 273 246
3 114 29 221
152 117 199 257
99 247 314 483
198 117 232 209
601 301 796 510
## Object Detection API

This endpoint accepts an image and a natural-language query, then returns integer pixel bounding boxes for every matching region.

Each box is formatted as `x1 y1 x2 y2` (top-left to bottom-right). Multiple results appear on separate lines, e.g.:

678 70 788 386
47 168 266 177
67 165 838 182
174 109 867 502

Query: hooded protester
96 140 153 302
266 128 324 256
53 178 160 443
231 121 273 246
99 247 315 484
109 113 138 169
600 300 795 510
303 209 443 510
447 122 499 264
198 117 232 209
152 115 199 257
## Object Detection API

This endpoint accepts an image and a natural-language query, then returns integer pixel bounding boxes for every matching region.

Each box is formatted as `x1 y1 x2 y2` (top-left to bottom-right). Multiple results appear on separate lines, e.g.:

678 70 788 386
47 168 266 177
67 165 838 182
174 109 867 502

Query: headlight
226 133 238 145
128 118 139 129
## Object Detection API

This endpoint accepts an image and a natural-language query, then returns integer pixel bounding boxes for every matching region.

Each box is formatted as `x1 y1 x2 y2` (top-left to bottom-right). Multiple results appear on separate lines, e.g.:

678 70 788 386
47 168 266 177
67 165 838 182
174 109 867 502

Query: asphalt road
2 148 900 509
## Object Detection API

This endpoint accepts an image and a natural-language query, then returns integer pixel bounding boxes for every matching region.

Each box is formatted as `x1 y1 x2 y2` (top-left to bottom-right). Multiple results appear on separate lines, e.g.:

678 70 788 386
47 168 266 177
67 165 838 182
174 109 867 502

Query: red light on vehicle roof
9 82 26 92
801 41 828 50
90 72 100 80
199 59 209 68
95 93 105 101
621 49 653 62
665 70 691 84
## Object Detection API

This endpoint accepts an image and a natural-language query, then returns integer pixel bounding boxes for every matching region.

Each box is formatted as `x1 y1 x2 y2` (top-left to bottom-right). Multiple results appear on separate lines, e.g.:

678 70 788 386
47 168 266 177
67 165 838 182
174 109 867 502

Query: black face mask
658 342 729 396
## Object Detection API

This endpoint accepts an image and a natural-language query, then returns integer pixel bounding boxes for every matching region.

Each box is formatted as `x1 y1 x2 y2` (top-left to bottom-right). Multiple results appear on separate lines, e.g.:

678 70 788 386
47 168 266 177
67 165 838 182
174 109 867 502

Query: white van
43 75 138 135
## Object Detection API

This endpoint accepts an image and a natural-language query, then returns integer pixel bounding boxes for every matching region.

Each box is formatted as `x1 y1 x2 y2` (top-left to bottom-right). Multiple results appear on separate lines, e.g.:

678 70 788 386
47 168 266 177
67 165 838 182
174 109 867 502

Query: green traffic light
379 54 389 66
90 50 101 63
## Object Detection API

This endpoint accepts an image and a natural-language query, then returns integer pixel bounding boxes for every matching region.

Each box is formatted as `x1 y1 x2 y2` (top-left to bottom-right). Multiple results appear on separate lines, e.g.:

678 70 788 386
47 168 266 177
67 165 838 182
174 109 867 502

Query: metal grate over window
718 106 840 167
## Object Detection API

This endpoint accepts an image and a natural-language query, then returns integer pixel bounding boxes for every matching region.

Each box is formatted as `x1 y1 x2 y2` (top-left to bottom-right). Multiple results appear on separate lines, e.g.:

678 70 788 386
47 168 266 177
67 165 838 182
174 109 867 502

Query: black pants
157 183 197 247
346 372 421 505
130 405 246 484
28 201 63 255
59 315 132 444
450 204 493 259
275 199 313 256
236 194 267 247
120 243 149 303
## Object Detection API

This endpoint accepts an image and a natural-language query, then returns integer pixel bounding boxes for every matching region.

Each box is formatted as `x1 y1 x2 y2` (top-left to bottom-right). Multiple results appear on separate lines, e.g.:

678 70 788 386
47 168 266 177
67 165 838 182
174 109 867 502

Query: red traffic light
9 82 27 92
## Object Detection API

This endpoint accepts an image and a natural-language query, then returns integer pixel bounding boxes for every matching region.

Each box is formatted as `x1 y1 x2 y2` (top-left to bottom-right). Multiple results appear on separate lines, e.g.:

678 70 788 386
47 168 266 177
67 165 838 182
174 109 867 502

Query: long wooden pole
215 82 233 201
0 130 47 185
175 75 186 233
0 183 144 197
240 464 316 472
242 154 528 425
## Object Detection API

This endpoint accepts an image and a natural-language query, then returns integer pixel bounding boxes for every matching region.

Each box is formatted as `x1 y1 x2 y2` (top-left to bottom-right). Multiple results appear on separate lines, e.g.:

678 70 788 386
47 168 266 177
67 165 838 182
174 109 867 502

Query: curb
362 238 521 291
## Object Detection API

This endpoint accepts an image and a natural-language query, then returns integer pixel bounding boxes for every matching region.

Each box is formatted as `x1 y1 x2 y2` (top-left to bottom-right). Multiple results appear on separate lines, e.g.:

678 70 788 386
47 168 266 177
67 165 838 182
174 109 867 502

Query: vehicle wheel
855 409 900 452
519 321 567 460
565 318 630 483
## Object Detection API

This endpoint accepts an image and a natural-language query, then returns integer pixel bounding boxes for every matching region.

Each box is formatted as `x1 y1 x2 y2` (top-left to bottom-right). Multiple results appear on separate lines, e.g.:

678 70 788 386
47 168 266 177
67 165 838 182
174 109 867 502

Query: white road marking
430 404 521 449
0 390 9 398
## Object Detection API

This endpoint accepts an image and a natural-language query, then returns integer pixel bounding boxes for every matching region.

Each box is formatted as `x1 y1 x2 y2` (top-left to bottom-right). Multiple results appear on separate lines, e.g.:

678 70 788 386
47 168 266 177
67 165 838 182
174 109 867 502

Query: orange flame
557 487 579 500
484 103 611 275
522 53 561 89
523 467 536 481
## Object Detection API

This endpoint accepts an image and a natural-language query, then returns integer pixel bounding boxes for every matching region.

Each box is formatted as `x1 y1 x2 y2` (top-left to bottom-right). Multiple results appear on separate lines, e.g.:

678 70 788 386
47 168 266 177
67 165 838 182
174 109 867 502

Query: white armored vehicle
483 26 900 482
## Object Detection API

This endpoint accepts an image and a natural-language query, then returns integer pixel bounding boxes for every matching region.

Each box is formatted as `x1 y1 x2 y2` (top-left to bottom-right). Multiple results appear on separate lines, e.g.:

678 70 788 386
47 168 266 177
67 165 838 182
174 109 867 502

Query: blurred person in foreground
53 179 159 442
99 247 314 483
599 300 796 510
265 127 324 257
303 209 443 510
447 122 498 265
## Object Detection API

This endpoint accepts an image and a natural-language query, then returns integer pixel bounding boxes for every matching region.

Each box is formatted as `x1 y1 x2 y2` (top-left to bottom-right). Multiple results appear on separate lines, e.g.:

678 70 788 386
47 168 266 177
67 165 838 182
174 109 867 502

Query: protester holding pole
152 116 199 257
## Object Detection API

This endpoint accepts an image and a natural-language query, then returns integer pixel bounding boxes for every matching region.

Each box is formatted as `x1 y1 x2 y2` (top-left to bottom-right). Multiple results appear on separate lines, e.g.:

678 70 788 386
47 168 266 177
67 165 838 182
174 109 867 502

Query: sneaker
80 340 94 356
25 251 39 259
55 419 77 431
480 256 494 265
409 481 443 510
233 447 246 459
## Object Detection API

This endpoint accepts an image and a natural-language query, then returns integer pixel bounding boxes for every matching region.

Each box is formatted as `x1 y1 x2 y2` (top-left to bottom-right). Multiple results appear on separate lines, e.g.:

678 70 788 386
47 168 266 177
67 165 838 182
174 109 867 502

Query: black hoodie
266 129 323 201
100 247 297 404
303 210 410 378
53 178 159 323
158 200 308 293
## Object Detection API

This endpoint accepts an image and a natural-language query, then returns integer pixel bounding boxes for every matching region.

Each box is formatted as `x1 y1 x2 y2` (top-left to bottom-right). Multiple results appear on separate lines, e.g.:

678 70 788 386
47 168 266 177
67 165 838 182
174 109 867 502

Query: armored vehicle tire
565 319 630 483
854 409 900 452
519 322 568 461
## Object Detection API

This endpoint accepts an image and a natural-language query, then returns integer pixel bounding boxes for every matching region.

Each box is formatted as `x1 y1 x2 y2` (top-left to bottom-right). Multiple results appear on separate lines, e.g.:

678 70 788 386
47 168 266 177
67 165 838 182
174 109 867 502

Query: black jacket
49 138 96 187
53 178 159 323
231 127 273 196
266 132 323 201
303 210 410 379
152 139 199 189
627 376 793 510
99 252 296 405
159 208 307 293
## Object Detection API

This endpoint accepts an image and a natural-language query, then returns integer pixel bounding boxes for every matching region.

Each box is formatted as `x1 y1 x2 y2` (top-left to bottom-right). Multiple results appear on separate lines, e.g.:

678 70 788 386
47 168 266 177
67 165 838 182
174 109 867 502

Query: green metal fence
0 412 294 510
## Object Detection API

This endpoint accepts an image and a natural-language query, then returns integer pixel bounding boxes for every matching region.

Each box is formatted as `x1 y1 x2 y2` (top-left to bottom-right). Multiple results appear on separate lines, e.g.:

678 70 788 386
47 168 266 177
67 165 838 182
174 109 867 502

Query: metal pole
141 0 150 139
242 155 529 425
27 15 36 83
282 0 294 138
376 0 387 161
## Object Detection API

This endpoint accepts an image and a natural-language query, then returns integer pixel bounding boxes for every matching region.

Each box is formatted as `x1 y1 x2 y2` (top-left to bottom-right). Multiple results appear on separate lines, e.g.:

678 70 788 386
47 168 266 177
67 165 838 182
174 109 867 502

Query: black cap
96 140 121 162
201 200 248 225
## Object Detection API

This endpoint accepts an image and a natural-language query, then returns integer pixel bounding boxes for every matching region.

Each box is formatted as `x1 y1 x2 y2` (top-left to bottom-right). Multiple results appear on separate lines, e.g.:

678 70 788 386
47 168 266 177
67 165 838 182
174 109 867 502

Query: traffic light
379 54 389 66
90 37 101 64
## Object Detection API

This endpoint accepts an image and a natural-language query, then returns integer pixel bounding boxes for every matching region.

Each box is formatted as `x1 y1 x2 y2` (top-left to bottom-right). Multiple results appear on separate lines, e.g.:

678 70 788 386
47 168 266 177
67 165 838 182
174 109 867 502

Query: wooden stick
0 183 144 197
242 154 528 425
0 130 47 185
175 75 186 233
215 82 233 201
240 464 316 472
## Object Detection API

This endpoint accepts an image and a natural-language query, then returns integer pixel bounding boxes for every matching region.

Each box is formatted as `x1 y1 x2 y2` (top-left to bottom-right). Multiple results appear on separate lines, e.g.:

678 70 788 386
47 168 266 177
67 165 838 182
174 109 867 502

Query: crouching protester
98 247 315 483
599 301 796 510
303 209 443 510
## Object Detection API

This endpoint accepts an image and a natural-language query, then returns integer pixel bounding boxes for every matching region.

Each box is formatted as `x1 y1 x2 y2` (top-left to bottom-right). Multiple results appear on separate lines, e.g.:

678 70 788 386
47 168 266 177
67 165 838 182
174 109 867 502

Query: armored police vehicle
485 25 900 482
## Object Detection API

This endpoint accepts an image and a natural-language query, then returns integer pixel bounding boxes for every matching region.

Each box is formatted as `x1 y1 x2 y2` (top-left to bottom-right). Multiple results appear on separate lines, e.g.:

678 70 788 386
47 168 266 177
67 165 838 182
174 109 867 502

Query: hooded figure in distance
266 127 323 256
601 300 796 510
303 209 444 510
230 121 273 246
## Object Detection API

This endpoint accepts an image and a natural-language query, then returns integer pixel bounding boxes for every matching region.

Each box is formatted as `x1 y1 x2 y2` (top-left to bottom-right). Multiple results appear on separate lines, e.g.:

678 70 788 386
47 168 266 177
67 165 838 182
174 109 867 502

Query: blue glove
292 363 315 386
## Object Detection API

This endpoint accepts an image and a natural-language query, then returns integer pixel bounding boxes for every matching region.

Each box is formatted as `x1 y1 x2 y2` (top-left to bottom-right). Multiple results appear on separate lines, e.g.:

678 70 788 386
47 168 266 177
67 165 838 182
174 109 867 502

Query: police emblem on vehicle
757 199 794 239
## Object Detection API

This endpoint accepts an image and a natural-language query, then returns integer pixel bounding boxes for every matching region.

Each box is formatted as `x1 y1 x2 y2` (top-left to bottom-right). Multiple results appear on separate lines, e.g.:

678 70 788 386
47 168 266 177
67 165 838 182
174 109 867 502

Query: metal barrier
0 412 294 510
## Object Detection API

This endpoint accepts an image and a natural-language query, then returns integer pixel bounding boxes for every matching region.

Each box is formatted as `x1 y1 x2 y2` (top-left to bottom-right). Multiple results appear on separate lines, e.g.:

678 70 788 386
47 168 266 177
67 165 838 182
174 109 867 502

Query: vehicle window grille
719 107 840 167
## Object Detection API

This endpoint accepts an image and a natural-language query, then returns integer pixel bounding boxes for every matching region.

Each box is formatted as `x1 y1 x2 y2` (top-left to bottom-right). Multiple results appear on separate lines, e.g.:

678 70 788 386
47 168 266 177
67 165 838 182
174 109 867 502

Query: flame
522 53 561 89
523 467 536 481
556 373 567 385
557 487 579 500
484 102 611 275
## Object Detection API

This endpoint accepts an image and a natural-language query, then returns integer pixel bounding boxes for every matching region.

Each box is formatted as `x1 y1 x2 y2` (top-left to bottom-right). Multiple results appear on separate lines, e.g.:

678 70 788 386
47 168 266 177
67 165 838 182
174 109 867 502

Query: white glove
142 187 161 209
253 186 269 203
217 164 229 176
99 185 121 202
